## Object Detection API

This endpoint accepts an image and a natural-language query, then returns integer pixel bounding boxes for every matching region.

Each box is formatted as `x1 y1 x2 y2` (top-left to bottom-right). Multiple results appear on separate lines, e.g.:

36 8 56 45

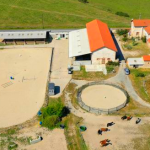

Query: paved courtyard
50 39 71 97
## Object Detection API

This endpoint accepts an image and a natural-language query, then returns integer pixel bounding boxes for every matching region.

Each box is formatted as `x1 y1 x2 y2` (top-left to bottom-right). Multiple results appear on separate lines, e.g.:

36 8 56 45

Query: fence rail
77 81 128 115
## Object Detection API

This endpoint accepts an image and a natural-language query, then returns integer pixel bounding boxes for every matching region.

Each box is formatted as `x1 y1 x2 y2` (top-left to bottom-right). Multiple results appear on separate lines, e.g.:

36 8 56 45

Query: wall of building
144 30 150 40
130 22 144 38
50 32 69 39
73 60 91 66
91 47 116 65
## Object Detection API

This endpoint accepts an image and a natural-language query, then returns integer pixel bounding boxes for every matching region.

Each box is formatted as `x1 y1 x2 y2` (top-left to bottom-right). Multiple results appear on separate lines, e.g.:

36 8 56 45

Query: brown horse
100 139 110 147
101 128 109 132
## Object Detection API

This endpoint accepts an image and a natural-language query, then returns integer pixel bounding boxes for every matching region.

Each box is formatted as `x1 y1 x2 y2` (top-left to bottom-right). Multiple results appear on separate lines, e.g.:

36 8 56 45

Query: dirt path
18 126 67 150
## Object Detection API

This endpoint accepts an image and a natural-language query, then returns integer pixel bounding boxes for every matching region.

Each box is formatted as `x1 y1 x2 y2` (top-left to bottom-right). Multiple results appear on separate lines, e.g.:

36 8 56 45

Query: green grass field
0 0 150 29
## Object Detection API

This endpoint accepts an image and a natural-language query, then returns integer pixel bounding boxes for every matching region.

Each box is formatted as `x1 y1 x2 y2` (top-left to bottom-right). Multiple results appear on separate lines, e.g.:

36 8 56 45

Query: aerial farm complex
1 18 150 150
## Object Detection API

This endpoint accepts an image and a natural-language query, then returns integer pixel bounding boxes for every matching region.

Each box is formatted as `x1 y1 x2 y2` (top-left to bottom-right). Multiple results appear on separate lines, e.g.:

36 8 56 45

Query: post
42 14 44 29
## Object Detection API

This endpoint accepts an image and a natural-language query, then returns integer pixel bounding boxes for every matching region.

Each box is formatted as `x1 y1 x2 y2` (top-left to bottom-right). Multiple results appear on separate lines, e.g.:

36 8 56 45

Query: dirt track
0 48 51 128
81 85 126 109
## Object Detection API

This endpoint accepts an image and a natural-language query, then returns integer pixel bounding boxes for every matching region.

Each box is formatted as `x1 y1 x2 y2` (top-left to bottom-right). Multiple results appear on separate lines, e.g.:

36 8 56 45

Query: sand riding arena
0 48 52 128
77 82 128 114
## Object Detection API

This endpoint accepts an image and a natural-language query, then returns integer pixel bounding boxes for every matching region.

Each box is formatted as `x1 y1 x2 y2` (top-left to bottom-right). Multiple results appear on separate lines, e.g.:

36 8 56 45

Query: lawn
111 97 150 117
72 66 118 81
129 68 150 103
122 40 150 57
1 0 150 29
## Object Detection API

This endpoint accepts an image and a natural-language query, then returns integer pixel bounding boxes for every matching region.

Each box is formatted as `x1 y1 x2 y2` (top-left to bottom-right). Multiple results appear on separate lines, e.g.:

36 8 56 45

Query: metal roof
127 58 144 65
69 28 91 57
0 30 47 39
49 83 55 89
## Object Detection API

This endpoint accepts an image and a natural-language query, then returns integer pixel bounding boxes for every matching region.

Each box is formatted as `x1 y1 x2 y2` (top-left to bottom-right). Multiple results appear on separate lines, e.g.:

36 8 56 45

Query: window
136 32 139 36
107 58 111 61
102 58 105 64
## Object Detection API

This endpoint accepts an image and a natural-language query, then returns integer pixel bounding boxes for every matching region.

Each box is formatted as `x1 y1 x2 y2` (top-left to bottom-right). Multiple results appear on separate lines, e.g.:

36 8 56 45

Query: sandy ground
82 115 149 150
0 48 51 128
81 85 126 109
50 39 71 97
19 126 68 150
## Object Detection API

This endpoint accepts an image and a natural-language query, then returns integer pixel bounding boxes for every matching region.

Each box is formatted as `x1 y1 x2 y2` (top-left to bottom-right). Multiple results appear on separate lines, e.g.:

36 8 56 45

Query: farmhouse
69 19 117 67
130 19 150 40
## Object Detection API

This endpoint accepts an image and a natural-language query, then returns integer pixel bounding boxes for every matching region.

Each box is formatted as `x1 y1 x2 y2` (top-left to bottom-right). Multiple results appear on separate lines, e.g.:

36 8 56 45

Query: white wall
91 47 116 65
143 29 150 40
130 22 144 38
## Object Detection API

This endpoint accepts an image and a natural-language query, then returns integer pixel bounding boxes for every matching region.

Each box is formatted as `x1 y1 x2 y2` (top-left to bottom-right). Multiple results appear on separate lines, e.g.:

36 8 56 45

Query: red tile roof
133 19 150 27
86 19 117 52
145 26 150 34
147 38 150 43
143 55 150 61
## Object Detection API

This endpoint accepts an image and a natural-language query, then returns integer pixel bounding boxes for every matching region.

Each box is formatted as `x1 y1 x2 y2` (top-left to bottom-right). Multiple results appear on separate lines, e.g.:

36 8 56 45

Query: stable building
69 19 117 66
127 55 150 68
0 30 50 45
127 58 144 68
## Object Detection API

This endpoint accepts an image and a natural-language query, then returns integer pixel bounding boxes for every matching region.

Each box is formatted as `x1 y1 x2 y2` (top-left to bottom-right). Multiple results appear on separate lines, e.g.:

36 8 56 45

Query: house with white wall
130 19 150 39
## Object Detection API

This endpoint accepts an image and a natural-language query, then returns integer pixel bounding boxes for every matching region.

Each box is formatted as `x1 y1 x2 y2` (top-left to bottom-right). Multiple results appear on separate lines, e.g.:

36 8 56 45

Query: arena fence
77 81 128 115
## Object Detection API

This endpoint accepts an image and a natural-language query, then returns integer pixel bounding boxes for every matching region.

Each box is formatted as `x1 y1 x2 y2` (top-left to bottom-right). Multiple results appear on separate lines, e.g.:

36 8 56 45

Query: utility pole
42 14 44 29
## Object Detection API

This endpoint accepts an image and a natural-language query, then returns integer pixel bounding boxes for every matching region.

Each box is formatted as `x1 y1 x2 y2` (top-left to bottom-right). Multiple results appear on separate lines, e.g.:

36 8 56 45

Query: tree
116 29 128 36
142 36 146 43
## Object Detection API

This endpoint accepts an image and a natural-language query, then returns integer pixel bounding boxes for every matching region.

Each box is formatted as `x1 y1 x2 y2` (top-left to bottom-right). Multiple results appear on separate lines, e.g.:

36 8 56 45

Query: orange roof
133 19 150 27
86 19 117 52
148 38 150 43
145 26 150 34
143 55 150 61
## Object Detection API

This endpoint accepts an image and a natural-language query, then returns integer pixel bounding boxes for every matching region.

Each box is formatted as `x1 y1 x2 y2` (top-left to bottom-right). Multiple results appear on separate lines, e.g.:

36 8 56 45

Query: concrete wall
91 47 116 65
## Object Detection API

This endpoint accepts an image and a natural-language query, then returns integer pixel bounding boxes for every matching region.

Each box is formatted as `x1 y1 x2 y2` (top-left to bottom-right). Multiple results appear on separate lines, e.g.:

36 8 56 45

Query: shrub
122 36 128 42
115 11 129 17
131 37 135 42
43 115 59 129
78 0 88 3
124 44 132 50
116 29 128 36
132 41 138 46
135 72 145 77
141 36 146 43
106 66 114 73
107 61 119 66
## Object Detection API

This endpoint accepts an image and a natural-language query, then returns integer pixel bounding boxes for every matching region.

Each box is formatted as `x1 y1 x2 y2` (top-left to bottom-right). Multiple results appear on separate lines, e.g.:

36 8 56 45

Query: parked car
124 68 130 75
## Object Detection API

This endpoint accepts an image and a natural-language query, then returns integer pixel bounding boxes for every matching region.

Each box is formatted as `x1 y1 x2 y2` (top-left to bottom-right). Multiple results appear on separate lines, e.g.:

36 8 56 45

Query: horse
136 118 141 124
107 122 115 127
127 116 132 121
121 115 127 120
100 139 111 147
101 128 109 132
98 129 102 135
